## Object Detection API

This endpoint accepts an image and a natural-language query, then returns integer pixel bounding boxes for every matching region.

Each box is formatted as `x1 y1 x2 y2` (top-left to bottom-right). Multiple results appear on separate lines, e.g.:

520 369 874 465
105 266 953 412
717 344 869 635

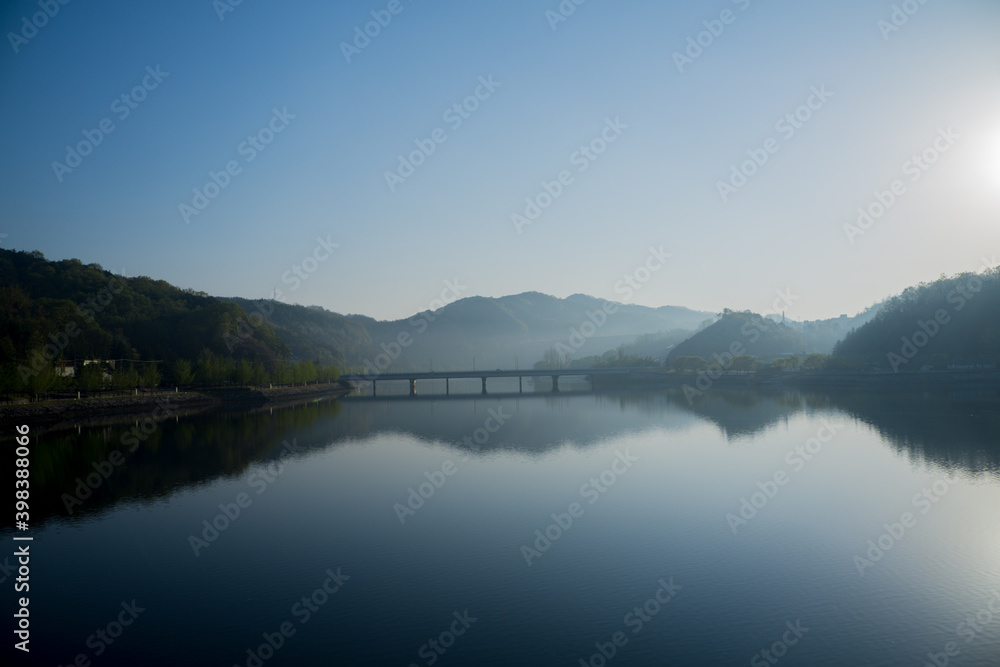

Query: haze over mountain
3 248 998 395
669 307 882 361
230 291 713 371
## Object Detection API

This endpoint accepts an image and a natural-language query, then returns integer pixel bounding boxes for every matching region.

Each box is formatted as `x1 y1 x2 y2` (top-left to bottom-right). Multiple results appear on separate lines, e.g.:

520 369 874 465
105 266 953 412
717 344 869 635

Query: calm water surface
7 384 1000 666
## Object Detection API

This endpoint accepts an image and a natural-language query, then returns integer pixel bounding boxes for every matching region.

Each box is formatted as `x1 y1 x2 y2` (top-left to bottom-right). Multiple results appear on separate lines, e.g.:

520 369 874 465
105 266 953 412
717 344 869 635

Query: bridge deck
340 368 639 382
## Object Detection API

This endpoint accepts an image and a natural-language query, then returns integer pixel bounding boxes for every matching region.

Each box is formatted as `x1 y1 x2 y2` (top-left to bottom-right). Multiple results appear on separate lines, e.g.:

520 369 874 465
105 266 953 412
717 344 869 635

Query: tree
730 355 757 372
235 359 253 386
801 353 829 371
195 349 216 385
251 361 269 386
172 359 194 386
672 356 708 372
25 361 60 395
317 363 340 383
112 363 140 391
535 346 569 370
78 361 105 392
140 362 161 389
770 356 801 371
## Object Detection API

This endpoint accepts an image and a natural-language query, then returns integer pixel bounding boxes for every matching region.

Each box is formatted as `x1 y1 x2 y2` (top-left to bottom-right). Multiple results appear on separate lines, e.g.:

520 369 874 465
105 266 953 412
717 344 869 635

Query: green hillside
832 269 1000 370
0 249 328 395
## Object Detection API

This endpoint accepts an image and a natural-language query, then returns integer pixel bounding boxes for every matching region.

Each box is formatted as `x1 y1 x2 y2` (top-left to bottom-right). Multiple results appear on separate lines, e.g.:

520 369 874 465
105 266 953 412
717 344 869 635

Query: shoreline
0 382 352 429
592 369 1000 391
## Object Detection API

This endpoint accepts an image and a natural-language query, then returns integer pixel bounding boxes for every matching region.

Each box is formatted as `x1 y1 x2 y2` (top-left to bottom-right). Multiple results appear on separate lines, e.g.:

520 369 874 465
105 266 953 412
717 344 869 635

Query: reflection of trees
806 388 1000 476
661 387 809 440
9 399 343 530
13 386 1000 532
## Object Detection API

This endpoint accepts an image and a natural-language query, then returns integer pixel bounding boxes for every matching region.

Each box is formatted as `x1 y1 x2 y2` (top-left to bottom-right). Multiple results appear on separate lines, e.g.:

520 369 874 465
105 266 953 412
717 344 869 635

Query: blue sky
2 0 999 321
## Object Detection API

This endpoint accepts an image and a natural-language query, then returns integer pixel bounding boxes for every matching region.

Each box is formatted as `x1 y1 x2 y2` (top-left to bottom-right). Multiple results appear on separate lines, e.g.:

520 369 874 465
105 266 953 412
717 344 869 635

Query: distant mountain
778 306 881 354
240 291 715 372
663 304 885 362
832 269 1000 370
22 245 997 389
667 310 807 361
0 247 717 385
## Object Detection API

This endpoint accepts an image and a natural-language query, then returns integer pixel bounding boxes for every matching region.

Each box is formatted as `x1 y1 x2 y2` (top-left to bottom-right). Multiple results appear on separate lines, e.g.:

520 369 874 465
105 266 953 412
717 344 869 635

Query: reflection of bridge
339 368 638 396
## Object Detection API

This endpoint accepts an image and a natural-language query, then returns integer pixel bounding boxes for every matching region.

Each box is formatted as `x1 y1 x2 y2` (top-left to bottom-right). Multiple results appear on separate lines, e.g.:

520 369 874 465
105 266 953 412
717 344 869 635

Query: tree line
0 249 338 399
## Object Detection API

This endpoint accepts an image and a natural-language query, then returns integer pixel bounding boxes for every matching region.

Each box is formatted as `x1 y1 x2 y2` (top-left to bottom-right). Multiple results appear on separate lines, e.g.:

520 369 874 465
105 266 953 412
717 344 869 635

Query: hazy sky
2 0 999 321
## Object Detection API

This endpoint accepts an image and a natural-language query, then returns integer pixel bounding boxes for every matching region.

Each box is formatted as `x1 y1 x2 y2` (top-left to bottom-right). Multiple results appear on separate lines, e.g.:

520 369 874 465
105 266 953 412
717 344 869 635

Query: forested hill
0 249 290 390
832 269 1000 369
668 310 808 360
226 297 372 368
0 249 714 392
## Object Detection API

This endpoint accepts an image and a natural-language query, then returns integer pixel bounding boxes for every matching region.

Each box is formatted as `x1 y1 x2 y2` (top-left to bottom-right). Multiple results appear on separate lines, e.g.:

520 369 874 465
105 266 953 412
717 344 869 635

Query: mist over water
8 388 1000 666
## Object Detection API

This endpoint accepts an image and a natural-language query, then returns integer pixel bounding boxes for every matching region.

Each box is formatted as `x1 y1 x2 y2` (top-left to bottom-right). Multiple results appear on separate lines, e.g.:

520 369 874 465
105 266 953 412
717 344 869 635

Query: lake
7 384 1000 666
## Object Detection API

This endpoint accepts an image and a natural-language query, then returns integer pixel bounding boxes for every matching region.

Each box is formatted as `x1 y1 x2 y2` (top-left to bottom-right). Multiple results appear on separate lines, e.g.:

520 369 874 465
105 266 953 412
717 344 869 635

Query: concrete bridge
339 367 637 396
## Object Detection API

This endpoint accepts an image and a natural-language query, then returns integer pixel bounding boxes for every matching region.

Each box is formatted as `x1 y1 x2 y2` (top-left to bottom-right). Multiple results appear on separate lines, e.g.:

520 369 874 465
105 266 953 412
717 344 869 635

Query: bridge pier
519 376 522 393
446 378 449 395
551 375 559 392
409 378 417 396
372 380 376 397
481 377 488 394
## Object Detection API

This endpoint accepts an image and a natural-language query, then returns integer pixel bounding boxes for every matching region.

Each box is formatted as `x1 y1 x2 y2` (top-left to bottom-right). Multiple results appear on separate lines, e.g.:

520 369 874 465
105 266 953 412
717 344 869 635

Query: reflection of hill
811 388 1000 475
15 387 1000 532
10 399 344 530
668 388 844 438
663 388 814 440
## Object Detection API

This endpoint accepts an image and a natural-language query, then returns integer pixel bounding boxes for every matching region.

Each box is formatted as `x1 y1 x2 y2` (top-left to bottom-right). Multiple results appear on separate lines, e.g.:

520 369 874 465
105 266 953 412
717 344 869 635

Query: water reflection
6 386 999 532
